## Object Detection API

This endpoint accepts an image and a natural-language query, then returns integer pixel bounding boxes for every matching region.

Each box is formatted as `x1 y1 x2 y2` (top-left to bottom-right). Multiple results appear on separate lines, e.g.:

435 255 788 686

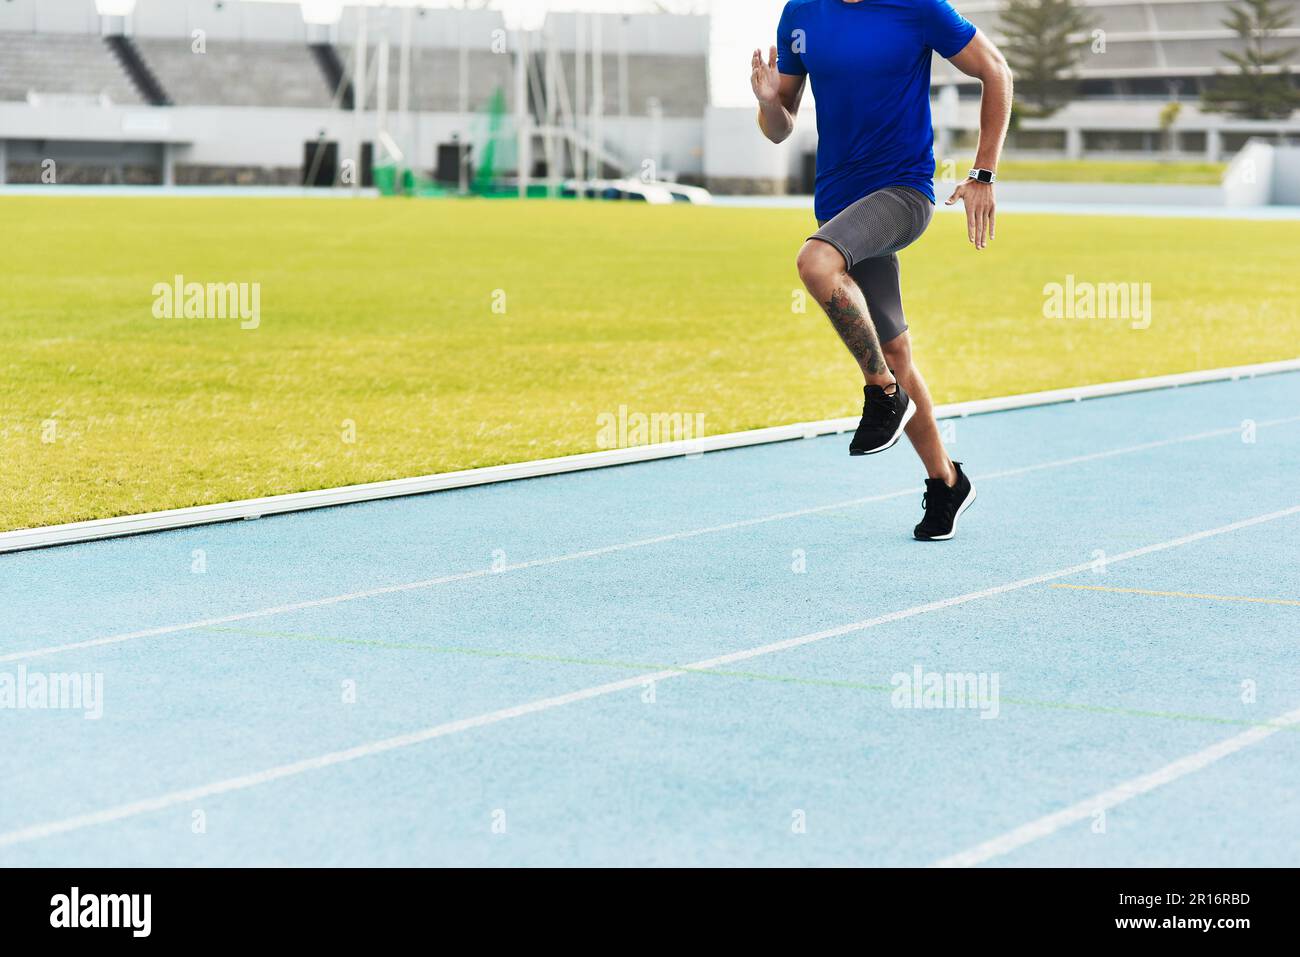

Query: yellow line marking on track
4 504 1298 851
1050 583 1300 607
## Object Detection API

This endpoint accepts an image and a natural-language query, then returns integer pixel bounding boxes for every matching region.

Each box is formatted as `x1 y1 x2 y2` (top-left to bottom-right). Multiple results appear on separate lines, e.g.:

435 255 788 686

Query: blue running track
2 372 1298 866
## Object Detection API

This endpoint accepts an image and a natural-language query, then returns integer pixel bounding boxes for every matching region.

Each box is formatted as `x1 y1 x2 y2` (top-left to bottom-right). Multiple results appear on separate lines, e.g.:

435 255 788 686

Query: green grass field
2 196 1297 531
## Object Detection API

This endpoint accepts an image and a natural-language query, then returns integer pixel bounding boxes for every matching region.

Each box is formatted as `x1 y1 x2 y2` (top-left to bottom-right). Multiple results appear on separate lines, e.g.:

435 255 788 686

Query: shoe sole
849 399 917 456
914 484 977 541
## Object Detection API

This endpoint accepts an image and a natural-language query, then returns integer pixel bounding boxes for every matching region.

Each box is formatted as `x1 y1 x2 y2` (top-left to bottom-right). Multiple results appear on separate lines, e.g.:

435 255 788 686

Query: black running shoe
913 462 976 541
849 383 915 456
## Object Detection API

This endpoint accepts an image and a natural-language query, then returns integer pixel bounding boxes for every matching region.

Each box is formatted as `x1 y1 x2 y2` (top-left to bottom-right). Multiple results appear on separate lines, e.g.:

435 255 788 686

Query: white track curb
3 358 1297 554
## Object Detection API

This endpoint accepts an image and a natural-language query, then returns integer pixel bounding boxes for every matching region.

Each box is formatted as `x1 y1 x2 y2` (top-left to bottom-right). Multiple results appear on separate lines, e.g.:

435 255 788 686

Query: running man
752 0 1012 540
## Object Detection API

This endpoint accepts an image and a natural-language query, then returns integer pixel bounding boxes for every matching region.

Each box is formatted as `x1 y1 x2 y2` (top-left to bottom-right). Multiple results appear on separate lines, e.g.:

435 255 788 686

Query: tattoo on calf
823 287 887 374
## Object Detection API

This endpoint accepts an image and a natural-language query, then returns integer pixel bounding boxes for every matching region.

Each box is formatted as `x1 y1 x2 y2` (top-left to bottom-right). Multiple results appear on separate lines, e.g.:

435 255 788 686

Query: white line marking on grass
5 417 1298 666
933 704 1300 868
2 503 1297 851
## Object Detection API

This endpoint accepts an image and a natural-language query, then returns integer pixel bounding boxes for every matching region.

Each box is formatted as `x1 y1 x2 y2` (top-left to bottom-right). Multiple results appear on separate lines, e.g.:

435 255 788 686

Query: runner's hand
945 179 996 251
751 46 781 104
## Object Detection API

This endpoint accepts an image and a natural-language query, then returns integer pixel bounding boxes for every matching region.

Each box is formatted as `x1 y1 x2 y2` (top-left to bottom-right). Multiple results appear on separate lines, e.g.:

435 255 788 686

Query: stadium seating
553 53 709 119
938 0 1300 97
341 47 707 119
0 32 141 104
132 38 332 108
1153 1 1238 31
611 54 709 119
339 46 516 113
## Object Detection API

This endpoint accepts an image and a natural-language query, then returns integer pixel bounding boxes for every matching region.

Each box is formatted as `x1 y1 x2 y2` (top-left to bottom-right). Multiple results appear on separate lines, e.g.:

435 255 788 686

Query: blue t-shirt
777 0 976 221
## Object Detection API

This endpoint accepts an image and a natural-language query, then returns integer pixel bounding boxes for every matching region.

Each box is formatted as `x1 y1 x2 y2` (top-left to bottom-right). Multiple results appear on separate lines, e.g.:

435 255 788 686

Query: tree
998 0 1097 118
1159 101 1182 153
1201 0 1300 120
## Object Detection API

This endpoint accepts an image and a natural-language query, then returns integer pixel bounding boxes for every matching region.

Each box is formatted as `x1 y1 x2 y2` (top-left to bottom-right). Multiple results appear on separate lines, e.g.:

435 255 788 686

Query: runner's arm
752 46 805 144
943 31 1013 250
947 30 1012 178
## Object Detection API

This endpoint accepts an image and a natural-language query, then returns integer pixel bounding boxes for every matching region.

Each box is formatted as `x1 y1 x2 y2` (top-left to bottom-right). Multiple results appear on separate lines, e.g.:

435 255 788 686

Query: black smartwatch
967 168 996 184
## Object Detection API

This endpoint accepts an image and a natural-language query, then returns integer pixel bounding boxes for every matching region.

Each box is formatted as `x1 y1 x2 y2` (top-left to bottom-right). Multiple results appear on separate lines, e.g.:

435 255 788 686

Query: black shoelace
863 388 896 422
921 485 957 524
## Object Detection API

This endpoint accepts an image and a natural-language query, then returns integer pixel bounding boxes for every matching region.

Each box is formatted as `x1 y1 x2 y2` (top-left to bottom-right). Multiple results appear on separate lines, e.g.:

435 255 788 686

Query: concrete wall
129 0 311 42
703 104 817 194
1223 140 1277 207
1275 148 1300 206
0 0 100 35
1224 142 1300 206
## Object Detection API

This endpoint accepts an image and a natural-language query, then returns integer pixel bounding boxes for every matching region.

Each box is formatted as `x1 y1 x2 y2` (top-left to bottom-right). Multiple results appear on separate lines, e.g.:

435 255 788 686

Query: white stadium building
0 0 1297 196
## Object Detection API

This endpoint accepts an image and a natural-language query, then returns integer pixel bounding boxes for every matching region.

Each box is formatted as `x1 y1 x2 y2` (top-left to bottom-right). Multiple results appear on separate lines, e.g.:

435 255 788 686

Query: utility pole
575 12 586 192
515 27 530 199
591 13 603 184
458 15 469 194
352 3 367 195
398 3 412 179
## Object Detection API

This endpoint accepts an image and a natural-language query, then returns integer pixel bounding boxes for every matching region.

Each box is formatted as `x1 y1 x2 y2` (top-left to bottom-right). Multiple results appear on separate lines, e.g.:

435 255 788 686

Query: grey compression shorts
812 185 934 344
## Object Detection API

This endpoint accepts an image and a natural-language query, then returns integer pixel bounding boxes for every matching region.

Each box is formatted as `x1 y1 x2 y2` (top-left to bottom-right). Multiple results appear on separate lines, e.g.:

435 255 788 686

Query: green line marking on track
201 625 1300 734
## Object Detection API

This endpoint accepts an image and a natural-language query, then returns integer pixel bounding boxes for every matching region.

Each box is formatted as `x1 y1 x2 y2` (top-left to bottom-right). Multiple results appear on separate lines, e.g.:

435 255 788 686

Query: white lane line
3 503 1297 851
933 704 1300 868
6 416 1298 666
